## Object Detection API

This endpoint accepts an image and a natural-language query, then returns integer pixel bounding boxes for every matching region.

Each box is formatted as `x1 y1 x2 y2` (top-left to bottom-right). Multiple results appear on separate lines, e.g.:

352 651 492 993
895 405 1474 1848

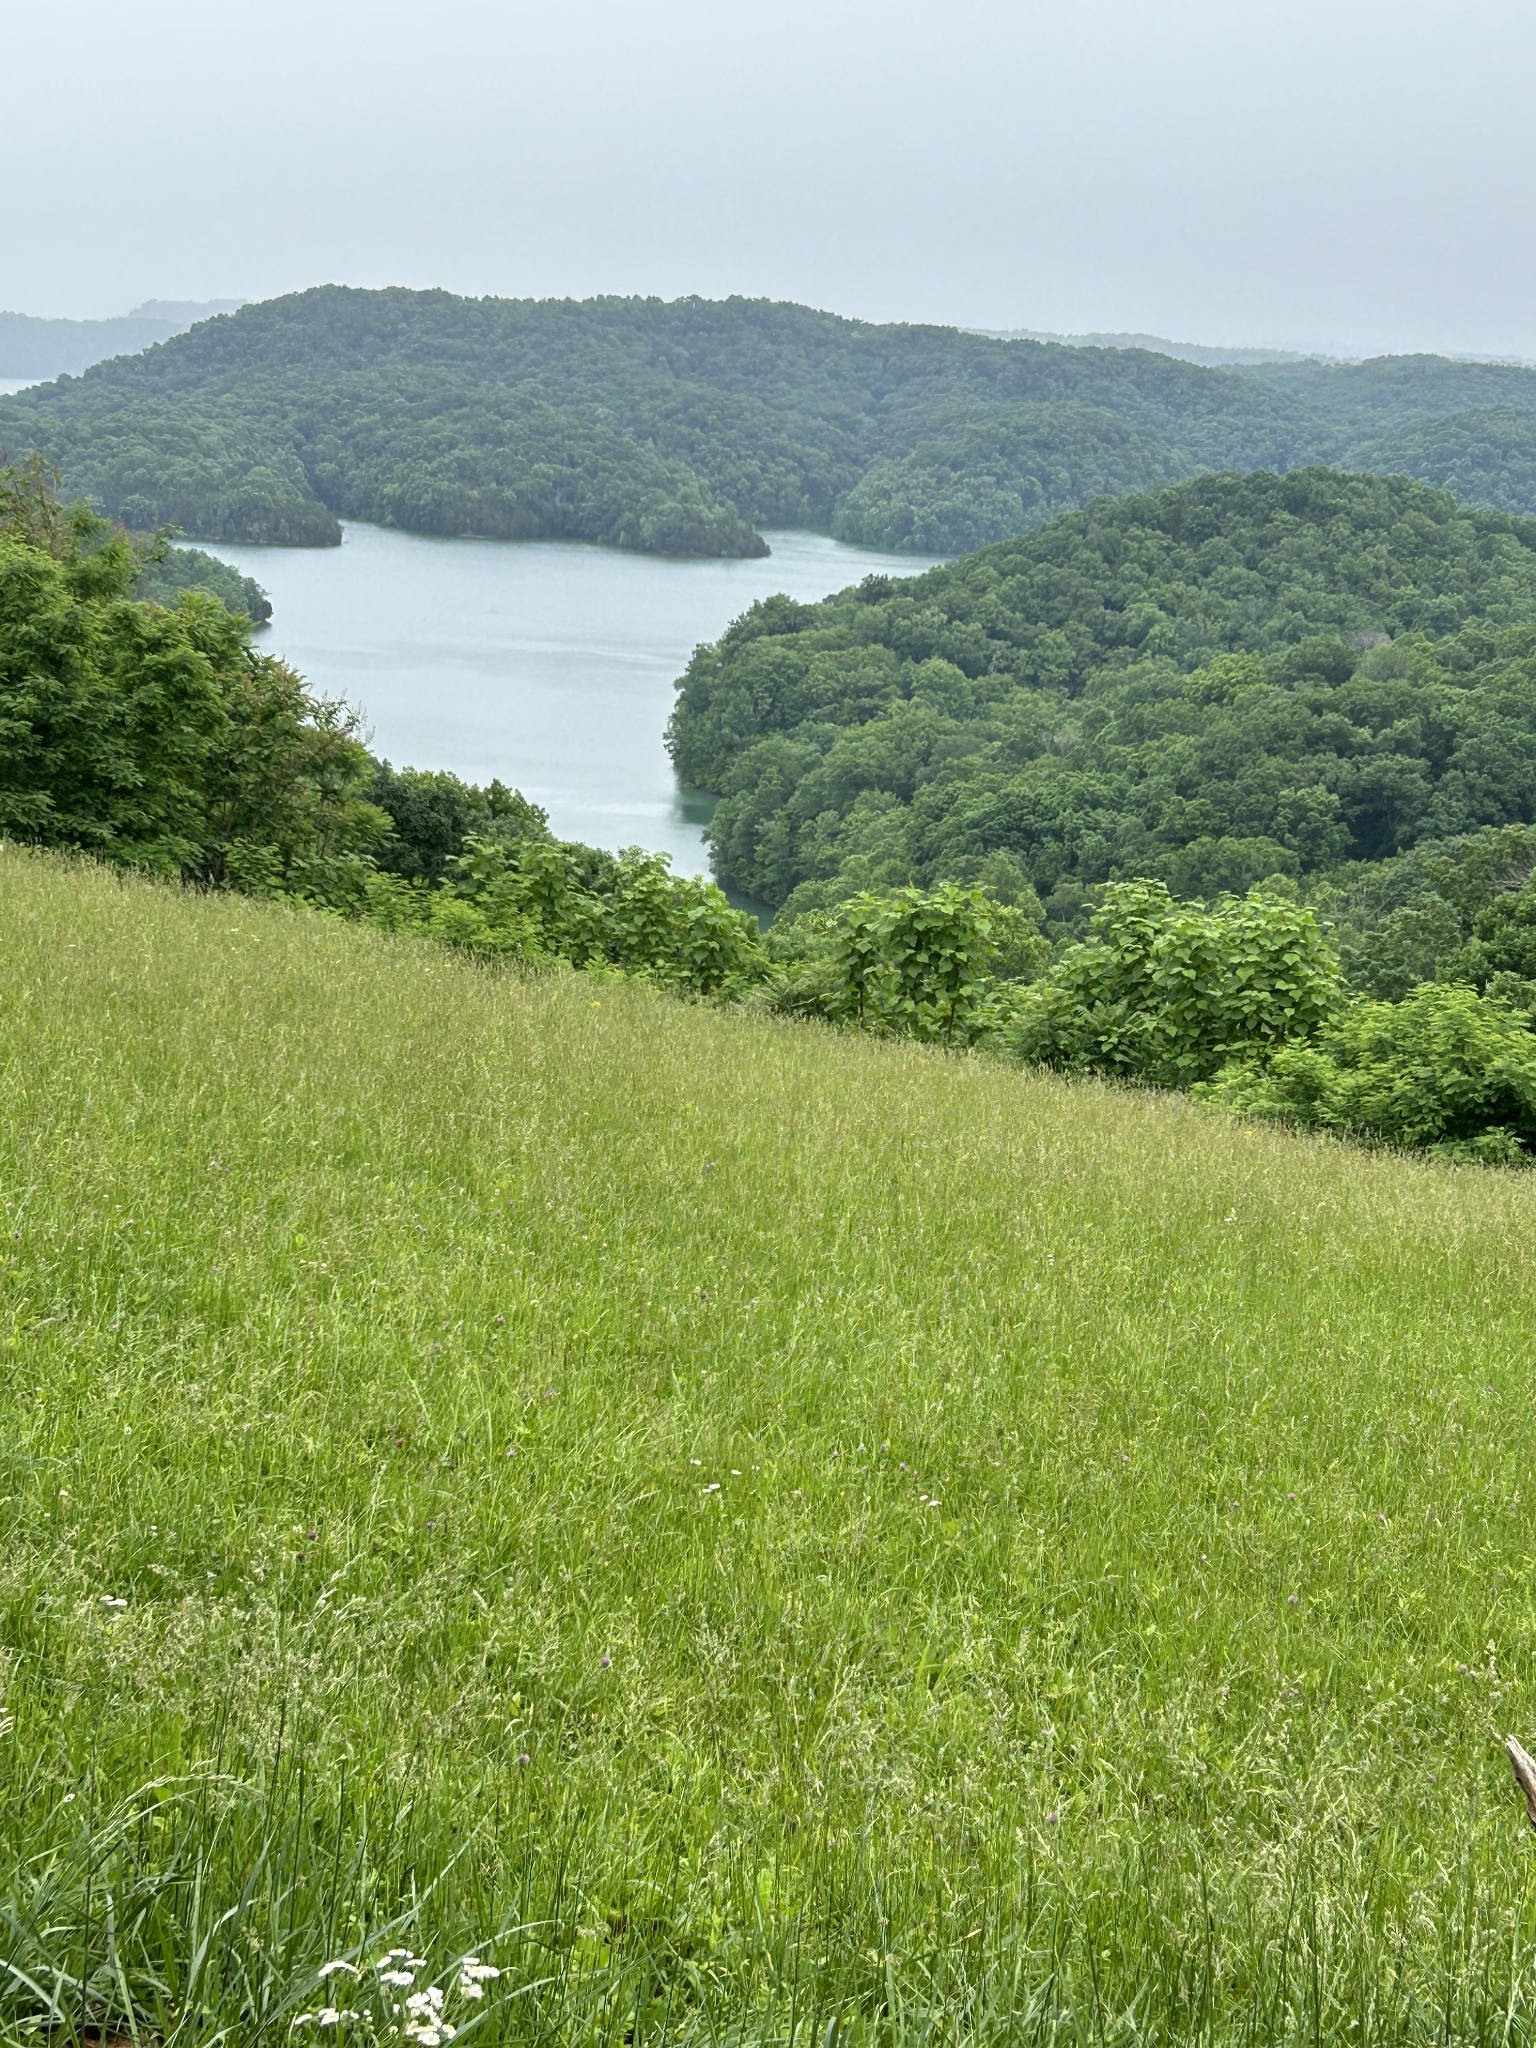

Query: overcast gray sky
7 0 1535 355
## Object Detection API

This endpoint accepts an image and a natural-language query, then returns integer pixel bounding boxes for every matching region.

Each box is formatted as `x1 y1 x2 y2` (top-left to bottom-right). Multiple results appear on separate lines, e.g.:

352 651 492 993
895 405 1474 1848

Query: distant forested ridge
668 468 1536 915
11 288 1536 558
981 328 1336 368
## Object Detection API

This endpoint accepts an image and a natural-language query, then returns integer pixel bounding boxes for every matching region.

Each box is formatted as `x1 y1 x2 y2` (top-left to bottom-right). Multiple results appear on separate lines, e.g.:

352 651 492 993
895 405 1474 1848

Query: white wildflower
379 1970 416 1987
456 1954 499 1997
318 1960 360 1979
294 2003 361 2030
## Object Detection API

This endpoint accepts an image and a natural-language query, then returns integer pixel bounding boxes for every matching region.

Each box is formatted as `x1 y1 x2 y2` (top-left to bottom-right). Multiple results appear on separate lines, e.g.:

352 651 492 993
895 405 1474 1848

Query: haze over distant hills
987 328 1536 373
983 328 1335 368
0 300 243 384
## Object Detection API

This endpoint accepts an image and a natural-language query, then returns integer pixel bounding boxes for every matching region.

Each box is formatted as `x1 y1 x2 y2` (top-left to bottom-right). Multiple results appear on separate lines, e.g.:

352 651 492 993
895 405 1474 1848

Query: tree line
13 288 1536 558
0 466 766 994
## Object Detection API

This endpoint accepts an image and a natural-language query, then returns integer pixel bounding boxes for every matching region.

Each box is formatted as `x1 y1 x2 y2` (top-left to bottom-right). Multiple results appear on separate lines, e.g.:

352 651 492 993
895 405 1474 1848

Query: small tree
828 884 999 1041
1011 880 1341 1085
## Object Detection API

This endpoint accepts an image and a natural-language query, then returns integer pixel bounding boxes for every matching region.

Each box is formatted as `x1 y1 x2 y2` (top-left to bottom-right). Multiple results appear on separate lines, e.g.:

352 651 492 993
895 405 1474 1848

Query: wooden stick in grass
1507 1736 1536 1827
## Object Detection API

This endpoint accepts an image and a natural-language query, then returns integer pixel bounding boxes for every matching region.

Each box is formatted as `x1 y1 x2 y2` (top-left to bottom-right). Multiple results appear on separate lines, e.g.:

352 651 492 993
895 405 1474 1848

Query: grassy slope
4 850 1536 2043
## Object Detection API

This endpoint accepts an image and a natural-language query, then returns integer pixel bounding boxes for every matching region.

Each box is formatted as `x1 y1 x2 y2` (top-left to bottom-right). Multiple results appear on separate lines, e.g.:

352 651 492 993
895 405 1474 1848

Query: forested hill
10 288 1536 559
667 467 1536 914
0 290 1302 555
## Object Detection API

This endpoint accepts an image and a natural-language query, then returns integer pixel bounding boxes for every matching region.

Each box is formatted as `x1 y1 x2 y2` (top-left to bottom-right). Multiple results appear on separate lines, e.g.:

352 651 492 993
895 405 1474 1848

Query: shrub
367 763 549 885
768 884 1004 1042
421 837 767 996
1199 982 1536 1162
1010 880 1341 1086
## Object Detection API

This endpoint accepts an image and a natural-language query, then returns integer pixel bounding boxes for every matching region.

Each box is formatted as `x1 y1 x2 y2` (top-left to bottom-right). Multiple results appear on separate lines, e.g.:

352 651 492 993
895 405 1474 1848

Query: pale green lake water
197 524 945 878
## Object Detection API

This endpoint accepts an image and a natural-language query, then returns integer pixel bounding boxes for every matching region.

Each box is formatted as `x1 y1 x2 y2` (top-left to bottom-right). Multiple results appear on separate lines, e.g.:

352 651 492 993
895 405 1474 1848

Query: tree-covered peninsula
131 540 271 623
668 468 1536 915
12 289 1536 558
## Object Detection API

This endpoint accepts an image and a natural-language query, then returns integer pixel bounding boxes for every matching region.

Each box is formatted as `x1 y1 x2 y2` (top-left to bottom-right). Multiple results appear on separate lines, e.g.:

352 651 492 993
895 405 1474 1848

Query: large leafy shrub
769 883 1050 1042
828 884 1000 1040
1199 983 1536 1163
364 836 768 998
1010 880 1341 1086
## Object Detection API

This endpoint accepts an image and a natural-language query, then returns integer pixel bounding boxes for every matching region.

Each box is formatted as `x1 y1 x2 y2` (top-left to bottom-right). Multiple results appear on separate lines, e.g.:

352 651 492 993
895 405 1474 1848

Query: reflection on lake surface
196 524 945 876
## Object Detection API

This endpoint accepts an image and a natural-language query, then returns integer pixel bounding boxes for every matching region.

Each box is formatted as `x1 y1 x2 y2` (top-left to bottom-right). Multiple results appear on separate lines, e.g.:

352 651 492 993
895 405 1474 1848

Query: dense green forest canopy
11 288 1536 557
1235 352 1536 419
668 468 1536 917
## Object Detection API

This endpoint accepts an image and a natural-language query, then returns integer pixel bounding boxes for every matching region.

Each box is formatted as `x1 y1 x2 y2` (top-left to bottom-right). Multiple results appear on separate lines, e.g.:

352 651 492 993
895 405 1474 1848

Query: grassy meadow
6 847 1536 2044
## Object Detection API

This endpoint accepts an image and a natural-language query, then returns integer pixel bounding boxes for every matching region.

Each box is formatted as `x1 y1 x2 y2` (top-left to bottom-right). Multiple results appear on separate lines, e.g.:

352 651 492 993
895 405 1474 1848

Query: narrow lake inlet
197 523 945 878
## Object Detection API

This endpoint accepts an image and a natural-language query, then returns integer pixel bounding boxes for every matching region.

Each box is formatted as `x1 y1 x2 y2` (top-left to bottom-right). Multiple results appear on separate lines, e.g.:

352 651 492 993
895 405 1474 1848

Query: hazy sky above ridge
8 0 1536 355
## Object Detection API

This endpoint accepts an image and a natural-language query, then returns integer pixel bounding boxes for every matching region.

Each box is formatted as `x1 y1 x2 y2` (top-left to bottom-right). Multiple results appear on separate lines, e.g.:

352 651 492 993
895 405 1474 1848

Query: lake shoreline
188 522 946 881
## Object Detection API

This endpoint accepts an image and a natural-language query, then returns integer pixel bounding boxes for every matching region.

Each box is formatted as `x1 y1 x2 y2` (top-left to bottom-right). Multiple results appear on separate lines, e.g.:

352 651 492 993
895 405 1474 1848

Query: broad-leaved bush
1009 880 1341 1086
1199 982 1536 1163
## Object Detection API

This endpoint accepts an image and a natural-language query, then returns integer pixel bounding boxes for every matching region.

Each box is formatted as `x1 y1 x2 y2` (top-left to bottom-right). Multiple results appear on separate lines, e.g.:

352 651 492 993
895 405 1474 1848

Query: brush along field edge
4 848 1536 2044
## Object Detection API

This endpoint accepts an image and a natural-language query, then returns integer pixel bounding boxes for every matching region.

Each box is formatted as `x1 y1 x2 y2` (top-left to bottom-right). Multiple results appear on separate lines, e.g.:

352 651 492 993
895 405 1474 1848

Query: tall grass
5 846 1536 2043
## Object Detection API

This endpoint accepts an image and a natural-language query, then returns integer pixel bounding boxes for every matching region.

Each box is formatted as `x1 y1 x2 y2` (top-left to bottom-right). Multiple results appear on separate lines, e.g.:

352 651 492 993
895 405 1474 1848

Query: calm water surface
199 524 945 875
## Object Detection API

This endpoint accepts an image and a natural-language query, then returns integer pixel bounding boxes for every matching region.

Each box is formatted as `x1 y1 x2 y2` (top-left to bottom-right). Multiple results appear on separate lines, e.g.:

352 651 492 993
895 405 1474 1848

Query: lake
194 524 944 877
